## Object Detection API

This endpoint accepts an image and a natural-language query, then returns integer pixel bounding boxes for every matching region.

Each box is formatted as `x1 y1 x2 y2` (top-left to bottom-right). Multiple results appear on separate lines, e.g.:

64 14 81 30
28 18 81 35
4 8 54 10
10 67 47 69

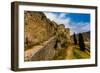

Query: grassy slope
72 45 90 59
53 48 66 60
53 45 90 60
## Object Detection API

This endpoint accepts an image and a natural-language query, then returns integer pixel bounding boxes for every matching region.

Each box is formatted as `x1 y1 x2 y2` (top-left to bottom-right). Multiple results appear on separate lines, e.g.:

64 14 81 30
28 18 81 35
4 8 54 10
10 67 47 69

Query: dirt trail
65 46 73 59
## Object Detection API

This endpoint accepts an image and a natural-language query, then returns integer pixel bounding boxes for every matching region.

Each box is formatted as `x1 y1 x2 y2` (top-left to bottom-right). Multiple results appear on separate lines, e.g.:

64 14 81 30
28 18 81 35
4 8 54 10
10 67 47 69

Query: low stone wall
25 36 57 61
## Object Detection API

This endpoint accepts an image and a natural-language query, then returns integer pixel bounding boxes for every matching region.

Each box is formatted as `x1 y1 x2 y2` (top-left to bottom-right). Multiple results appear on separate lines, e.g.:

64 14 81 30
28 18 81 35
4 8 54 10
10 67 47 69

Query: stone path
24 36 56 61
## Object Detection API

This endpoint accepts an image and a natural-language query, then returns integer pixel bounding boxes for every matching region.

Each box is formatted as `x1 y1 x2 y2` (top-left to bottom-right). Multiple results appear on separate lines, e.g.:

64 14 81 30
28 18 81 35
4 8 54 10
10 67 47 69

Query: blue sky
44 12 90 35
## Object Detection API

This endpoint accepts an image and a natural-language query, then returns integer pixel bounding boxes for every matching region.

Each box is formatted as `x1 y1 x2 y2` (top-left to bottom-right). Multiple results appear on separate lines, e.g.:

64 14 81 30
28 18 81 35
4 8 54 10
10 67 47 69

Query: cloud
69 22 90 35
44 12 90 35
44 12 70 28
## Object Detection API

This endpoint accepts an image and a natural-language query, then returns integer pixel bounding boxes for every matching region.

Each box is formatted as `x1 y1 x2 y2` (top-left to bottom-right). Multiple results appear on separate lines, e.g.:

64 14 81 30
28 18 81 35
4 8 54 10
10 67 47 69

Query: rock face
24 11 58 50
30 36 57 61
55 24 72 50
24 11 72 61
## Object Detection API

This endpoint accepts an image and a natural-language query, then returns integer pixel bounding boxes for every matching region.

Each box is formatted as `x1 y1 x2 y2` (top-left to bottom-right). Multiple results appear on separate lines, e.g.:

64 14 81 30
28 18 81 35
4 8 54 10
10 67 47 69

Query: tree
78 33 85 51
73 33 77 45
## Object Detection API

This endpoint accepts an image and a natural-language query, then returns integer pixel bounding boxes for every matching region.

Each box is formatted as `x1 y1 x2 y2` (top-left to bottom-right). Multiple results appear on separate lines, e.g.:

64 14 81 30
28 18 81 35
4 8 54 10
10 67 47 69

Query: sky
44 12 90 35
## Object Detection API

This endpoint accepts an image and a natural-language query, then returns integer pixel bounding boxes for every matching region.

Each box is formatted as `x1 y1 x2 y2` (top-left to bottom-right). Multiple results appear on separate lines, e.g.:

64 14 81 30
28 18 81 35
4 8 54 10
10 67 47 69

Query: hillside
82 31 90 42
24 11 90 61
24 11 72 51
71 31 90 43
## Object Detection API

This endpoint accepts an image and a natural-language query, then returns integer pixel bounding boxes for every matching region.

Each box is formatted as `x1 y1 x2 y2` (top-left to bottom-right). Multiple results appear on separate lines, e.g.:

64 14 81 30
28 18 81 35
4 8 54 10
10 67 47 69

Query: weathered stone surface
24 11 59 50
24 11 72 61
25 36 57 61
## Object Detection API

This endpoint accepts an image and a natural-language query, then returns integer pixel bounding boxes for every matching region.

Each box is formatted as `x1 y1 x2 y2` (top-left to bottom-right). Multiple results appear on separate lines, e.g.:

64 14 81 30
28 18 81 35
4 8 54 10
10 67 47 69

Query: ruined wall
24 11 72 61
24 11 58 50
30 37 57 61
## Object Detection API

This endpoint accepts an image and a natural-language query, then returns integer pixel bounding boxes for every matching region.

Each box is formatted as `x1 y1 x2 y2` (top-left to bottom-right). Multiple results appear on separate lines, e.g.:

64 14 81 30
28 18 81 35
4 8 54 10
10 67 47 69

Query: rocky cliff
24 11 58 50
24 11 72 61
24 11 71 50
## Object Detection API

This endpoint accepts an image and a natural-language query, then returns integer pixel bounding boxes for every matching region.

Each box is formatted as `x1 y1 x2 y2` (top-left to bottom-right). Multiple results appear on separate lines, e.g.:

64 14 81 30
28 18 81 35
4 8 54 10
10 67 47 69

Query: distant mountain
71 31 90 44
81 31 90 42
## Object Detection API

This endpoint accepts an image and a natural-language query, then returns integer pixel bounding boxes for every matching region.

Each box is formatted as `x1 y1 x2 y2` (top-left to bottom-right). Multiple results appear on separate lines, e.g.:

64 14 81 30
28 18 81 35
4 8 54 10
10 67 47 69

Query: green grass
73 46 90 59
53 48 66 60
53 45 90 60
